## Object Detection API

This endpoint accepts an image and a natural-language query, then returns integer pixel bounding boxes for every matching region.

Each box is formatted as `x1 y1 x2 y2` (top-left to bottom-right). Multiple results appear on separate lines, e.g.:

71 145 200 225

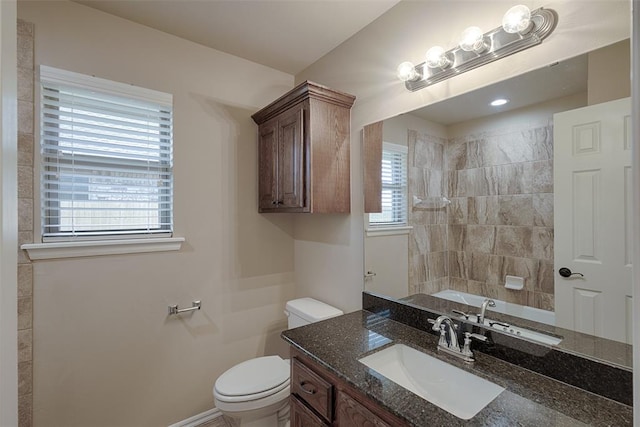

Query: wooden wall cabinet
252 81 355 213
290 348 406 427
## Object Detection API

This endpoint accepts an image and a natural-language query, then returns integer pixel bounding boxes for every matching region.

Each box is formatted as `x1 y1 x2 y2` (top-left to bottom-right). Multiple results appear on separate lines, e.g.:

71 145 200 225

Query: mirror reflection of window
369 142 408 227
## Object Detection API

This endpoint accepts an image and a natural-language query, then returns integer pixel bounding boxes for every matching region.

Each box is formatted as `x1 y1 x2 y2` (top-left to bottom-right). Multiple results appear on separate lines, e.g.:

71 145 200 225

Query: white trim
365 226 412 237
39 65 172 106
632 0 639 419
167 408 222 427
22 237 185 260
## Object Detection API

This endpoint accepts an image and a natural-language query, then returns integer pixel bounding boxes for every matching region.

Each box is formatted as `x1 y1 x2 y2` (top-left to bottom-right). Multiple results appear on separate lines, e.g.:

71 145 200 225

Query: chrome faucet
478 299 496 324
429 315 486 363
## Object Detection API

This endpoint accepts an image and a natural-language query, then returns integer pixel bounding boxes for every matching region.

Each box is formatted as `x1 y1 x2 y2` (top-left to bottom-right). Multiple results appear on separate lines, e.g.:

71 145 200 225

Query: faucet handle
452 309 470 320
464 332 488 342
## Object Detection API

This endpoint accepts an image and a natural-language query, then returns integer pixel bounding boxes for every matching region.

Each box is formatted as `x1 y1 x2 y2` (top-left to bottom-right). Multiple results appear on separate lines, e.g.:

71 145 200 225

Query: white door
554 98 632 343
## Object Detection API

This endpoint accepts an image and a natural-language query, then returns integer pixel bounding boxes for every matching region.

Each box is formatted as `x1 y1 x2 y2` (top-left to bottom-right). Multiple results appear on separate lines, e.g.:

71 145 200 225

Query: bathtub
431 290 556 326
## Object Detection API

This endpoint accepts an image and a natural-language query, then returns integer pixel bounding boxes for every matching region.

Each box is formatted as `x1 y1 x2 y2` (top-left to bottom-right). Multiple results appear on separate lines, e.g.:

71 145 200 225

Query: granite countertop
282 310 632 427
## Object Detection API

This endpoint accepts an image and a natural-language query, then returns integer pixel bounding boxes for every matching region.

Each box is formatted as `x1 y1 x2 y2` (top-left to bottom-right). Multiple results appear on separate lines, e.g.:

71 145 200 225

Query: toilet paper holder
168 300 201 316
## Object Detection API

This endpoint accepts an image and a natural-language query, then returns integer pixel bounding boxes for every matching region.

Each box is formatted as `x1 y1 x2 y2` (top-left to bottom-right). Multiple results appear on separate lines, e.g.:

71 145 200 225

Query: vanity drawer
290 395 330 427
291 357 333 421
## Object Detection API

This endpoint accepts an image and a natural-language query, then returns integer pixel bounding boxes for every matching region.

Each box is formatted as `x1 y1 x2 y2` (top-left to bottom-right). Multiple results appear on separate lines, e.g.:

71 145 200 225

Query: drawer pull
300 381 317 395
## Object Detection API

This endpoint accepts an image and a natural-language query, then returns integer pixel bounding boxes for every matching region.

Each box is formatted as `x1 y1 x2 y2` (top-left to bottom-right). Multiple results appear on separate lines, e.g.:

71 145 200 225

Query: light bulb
425 46 451 69
502 5 533 34
490 98 509 106
459 26 487 53
396 61 419 82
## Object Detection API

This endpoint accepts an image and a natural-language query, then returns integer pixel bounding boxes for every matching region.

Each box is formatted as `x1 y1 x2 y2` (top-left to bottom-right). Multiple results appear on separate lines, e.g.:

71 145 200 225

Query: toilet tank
285 298 343 329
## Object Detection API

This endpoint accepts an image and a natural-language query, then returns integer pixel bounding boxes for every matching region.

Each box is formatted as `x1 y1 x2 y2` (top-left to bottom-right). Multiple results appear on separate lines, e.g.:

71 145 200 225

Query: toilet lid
215 356 290 397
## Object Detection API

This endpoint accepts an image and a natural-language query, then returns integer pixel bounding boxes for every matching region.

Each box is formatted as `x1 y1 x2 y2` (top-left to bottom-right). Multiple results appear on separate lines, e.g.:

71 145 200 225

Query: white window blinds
40 66 174 241
369 142 408 227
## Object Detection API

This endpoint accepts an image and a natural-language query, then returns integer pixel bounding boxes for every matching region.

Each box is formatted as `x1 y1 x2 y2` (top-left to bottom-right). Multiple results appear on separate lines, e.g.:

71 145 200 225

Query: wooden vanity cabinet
252 81 355 213
290 348 406 427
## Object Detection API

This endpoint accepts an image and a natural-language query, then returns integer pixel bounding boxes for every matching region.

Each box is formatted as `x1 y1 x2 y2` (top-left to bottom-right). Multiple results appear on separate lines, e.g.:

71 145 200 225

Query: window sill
365 226 413 237
21 237 185 260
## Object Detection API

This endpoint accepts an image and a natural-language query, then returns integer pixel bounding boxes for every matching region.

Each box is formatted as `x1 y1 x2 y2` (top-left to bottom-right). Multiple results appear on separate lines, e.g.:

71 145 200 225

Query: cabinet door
291 395 330 427
277 104 305 209
336 390 392 427
258 119 278 210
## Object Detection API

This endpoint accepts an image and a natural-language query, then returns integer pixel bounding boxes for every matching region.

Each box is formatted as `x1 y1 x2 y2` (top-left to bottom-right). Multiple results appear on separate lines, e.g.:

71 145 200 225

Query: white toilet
213 298 343 427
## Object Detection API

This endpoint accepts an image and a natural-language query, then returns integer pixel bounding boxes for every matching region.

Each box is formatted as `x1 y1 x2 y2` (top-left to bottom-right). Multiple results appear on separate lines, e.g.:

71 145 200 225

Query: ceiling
410 54 589 125
73 0 401 75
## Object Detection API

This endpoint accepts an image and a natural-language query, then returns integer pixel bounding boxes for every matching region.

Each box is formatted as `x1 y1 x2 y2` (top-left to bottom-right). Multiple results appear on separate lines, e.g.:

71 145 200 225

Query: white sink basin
359 344 504 420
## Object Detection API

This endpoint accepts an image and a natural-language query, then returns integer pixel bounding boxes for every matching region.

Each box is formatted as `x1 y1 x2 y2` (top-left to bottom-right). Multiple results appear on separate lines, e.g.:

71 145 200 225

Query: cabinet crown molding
252 80 355 125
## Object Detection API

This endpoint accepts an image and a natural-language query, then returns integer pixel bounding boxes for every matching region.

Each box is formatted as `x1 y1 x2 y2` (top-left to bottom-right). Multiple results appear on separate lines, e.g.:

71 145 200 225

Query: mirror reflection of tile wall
408 121 554 311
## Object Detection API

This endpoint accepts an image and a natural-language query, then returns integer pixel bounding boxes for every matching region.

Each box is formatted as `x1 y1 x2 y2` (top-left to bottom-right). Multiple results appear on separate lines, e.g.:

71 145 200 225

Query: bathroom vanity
282 309 632 426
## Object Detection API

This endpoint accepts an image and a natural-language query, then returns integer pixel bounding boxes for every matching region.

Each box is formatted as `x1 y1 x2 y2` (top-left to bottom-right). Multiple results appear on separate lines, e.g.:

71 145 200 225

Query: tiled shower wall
17 19 34 427
408 121 555 311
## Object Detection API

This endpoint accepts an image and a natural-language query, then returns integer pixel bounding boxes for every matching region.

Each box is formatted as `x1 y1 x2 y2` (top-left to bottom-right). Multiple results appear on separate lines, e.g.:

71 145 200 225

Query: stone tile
448 225 466 251
468 196 499 225
448 197 467 224
409 167 426 197
467 138 496 168
409 254 427 284
17 67 33 102
17 33 33 70
532 227 554 261
425 169 444 197
495 226 533 258
410 208 447 225
446 170 460 197
497 195 533 226
468 281 501 300
449 277 468 293
18 166 33 199
530 291 555 311
426 224 447 252
18 232 33 264
530 126 554 161
485 255 504 286
17 20 35 37
17 297 32 331
533 193 554 227
18 198 33 232
18 393 32 427
495 132 533 164
18 329 32 362
448 251 468 279
453 170 468 197
18 101 33 135
501 288 529 305
18 361 32 396
445 141 467 170
411 225 428 255
532 160 553 193
17 263 32 298
408 130 417 166
466 167 499 196
466 225 496 253
497 163 533 195
468 252 489 282
18 133 34 167
501 256 539 291
537 260 555 293
426 251 448 280
414 138 444 171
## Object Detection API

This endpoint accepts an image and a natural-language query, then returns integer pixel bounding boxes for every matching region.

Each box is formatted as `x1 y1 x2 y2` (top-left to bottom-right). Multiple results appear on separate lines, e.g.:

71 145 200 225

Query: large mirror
363 39 632 366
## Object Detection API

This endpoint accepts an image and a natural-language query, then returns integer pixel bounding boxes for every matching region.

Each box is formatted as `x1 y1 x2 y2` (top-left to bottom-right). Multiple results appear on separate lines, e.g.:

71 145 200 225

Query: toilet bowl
213 298 343 427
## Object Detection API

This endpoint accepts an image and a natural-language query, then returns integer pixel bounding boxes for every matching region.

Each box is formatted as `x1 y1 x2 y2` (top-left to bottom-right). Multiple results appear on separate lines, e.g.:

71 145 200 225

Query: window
40 66 173 241
369 142 408 227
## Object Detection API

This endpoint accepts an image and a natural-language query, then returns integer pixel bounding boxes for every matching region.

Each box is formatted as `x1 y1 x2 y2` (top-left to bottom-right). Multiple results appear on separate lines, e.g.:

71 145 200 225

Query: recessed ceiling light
490 98 509 106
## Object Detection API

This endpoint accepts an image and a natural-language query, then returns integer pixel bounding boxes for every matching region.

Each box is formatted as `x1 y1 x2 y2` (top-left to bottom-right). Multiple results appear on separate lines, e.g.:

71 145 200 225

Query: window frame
367 141 409 231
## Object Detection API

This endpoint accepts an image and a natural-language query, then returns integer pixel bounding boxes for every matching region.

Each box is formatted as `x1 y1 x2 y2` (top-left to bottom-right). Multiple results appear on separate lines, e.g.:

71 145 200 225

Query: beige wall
588 39 631 105
18 2 296 426
293 0 630 313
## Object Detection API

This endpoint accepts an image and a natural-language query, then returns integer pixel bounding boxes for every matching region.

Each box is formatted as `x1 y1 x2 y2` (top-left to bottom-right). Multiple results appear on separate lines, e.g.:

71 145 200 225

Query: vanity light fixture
398 5 557 91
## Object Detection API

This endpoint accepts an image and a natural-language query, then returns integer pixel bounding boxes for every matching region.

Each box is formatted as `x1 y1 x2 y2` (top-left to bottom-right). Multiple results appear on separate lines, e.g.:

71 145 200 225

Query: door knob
558 267 584 278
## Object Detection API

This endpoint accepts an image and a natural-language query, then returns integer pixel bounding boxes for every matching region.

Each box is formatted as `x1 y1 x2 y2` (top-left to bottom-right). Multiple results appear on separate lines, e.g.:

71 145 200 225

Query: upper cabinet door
278 104 305 209
257 118 279 211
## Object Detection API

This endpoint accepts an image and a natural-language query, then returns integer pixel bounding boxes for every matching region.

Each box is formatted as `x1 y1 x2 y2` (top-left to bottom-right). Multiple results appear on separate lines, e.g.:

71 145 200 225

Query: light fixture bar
404 7 557 92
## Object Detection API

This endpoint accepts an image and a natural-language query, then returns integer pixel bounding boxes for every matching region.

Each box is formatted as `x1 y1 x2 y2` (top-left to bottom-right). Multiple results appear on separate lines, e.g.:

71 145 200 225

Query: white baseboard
168 408 222 427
